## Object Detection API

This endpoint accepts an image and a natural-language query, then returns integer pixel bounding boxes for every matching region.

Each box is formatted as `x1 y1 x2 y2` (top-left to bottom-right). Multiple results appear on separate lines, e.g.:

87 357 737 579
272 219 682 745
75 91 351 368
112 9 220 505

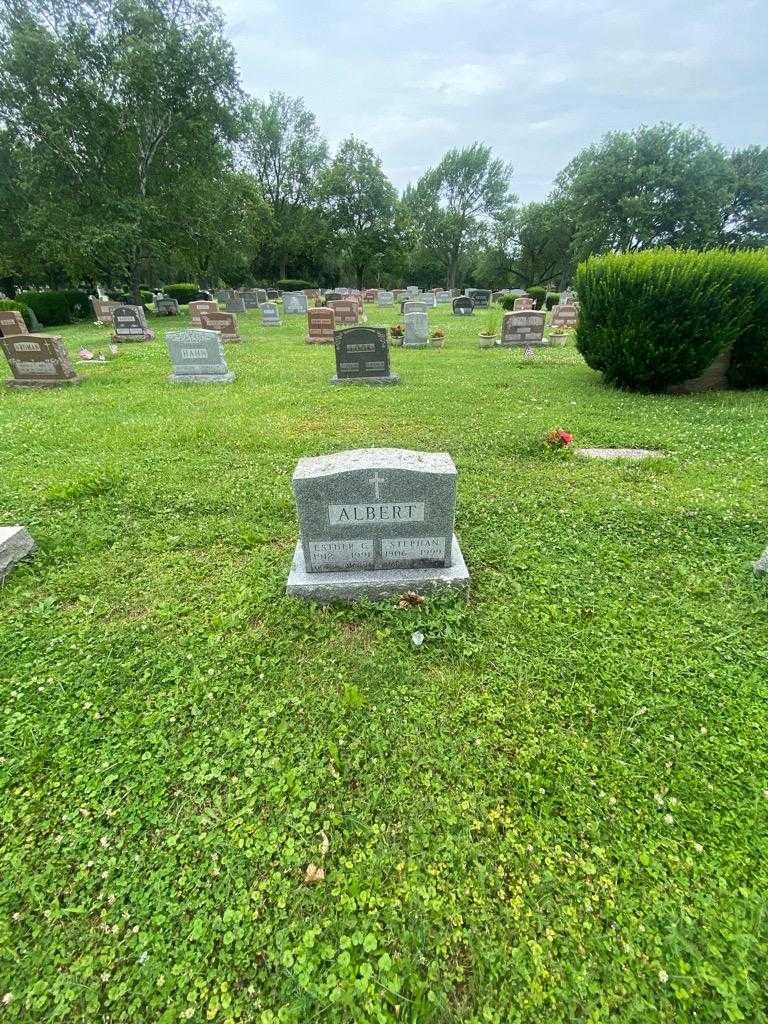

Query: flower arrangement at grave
390 323 404 339
431 328 445 339
478 309 501 345
545 427 573 449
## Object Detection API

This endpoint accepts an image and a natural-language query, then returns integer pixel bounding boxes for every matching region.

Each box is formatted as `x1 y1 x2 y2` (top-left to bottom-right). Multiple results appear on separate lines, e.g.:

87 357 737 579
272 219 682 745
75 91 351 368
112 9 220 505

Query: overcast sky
218 0 767 204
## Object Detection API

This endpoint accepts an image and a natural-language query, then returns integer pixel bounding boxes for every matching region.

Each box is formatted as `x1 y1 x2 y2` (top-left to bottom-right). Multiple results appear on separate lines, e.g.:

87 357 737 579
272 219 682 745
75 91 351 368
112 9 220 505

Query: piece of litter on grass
304 863 325 884
411 631 424 647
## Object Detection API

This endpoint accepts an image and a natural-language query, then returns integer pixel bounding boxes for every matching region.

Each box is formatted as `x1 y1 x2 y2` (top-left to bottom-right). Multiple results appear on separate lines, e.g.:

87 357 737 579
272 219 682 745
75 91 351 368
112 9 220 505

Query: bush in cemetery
575 250 753 390
724 250 768 388
140 290 154 306
276 278 317 291
499 295 517 310
546 291 560 310
0 298 34 330
163 283 199 305
17 290 73 326
526 285 546 307
60 288 92 320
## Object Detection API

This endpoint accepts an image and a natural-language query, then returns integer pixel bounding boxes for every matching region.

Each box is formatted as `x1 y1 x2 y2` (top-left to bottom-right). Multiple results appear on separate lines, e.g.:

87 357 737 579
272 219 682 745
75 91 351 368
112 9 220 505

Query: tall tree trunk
279 255 287 280
130 257 141 305
447 236 461 289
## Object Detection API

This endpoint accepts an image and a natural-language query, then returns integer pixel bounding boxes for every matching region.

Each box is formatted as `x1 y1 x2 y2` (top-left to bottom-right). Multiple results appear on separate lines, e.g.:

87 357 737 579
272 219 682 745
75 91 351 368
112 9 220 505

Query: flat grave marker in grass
754 545 768 574
575 447 663 460
165 327 234 384
286 447 470 601
1 333 80 387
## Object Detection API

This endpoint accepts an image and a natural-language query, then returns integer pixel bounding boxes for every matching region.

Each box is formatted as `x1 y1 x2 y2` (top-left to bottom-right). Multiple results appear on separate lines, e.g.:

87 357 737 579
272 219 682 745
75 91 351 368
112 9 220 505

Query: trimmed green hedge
0 298 34 330
499 295 517 310
545 292 560 311
163 283 198 305
276 278 316 292
526 286 546 308
17 291 70 327
575 250 768 390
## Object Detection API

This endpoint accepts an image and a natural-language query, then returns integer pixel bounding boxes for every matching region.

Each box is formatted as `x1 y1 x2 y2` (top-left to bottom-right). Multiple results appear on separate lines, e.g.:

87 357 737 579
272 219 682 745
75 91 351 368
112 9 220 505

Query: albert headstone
260 302 281 327
1 334 80 387
112 305 154 342
166 328 234 383
307 307 335 344
201 310 240 342
332 326 398 385
0 310 28 337
286 448 470 602
500 311 547 357
189 300 219 327
403 311 429 348
452 296 474 316
283 291 308 315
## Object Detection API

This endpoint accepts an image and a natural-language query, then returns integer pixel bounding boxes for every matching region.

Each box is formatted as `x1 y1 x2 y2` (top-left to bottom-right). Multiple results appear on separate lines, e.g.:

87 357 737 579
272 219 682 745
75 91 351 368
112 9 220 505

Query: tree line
1 0 766 302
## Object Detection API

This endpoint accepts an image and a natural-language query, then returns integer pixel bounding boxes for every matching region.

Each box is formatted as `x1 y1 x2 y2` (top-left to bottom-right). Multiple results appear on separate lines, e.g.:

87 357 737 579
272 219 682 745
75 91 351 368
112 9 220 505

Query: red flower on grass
546 427 573 448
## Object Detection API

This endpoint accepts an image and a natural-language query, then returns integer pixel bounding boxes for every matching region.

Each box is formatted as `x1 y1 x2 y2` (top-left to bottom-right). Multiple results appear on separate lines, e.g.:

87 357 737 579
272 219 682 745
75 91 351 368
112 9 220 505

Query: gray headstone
406 286 419 296
1 334 80 387
241 290 261 309
377 291 394 307
226 297 246 314
260 302 281 327
0 525 36 579
286 448 470 602
155 296 180 315
215 289 232 302
332 326 398 385
452 296 474 316
283 291 308 315
435 290 452 304
112 305 153 341
403 311 429 348
467 288 491 309
165 328 234 383
403 300 428 316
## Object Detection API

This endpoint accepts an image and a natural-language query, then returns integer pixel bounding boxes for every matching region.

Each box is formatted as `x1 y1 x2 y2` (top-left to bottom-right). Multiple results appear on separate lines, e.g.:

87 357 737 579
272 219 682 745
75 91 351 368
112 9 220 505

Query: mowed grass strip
1 303 767 1022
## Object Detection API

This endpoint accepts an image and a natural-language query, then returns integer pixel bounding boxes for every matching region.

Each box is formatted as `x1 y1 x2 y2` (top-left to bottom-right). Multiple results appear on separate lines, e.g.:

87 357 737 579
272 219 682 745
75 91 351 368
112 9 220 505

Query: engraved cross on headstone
368 471 385 499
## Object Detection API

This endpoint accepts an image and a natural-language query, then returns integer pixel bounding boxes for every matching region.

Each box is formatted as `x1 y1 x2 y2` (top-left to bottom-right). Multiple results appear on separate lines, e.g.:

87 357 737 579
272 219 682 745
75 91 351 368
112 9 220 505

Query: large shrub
0 299 34 330
276 278 316 292
545 292 560 311
499 295 517 310
575 250 751 390
724 250 768 388
17 290 72 326
526 286 546 308
60 289 91 320
163 283 198 305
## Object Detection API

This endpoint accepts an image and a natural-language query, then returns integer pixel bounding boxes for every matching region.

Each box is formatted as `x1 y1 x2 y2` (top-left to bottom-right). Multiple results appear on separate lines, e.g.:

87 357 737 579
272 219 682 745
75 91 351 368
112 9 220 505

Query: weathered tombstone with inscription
215 289 232 303
435 290 452 304
551 303 579 329
329 299 359 326
404 311 429 348
226 296 247 314
201 310 241 342
452 296 474 316
286 448 470 602
403 300 428 317
500 310 547 358
111 305 154 342
377 291 394 307
363 288 377 303
0 310 28 337
283 291 309 315
467 288 492 309
155 295 180 316
165 328 234 383
241 290 261 310
1 334 80 387
332 326 398 385
307 307 335 344
260 302 282 327
406 286 419 296
189 300 219 327
513 296 534 311
266 288 279 300
91 297 119 325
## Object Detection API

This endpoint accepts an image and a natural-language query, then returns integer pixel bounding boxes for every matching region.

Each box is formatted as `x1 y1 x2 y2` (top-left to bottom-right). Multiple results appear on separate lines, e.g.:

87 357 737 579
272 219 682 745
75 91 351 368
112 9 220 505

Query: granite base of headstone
286 448 470 602
753 546 768 575
0 525 36 579
331 327 399 385
166 328 234 384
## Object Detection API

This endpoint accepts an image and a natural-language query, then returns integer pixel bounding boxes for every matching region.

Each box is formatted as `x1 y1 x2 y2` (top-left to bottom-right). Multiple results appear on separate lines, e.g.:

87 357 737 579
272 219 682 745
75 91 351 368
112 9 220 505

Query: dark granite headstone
452 296 474 316
332 327 398 385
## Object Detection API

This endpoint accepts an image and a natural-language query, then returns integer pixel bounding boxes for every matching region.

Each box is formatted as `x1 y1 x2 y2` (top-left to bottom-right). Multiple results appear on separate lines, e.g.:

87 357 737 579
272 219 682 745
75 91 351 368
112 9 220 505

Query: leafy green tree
409 144 514 288
320 137 398 288
0 0 240 300
476 199 575 289
557 123 734 259
724 146 768 248
240 92 328 280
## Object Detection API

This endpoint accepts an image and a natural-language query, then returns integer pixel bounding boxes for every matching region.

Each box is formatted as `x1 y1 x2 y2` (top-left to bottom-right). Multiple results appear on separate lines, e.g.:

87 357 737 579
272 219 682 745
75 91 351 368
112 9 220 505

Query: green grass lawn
1 302 767 1023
